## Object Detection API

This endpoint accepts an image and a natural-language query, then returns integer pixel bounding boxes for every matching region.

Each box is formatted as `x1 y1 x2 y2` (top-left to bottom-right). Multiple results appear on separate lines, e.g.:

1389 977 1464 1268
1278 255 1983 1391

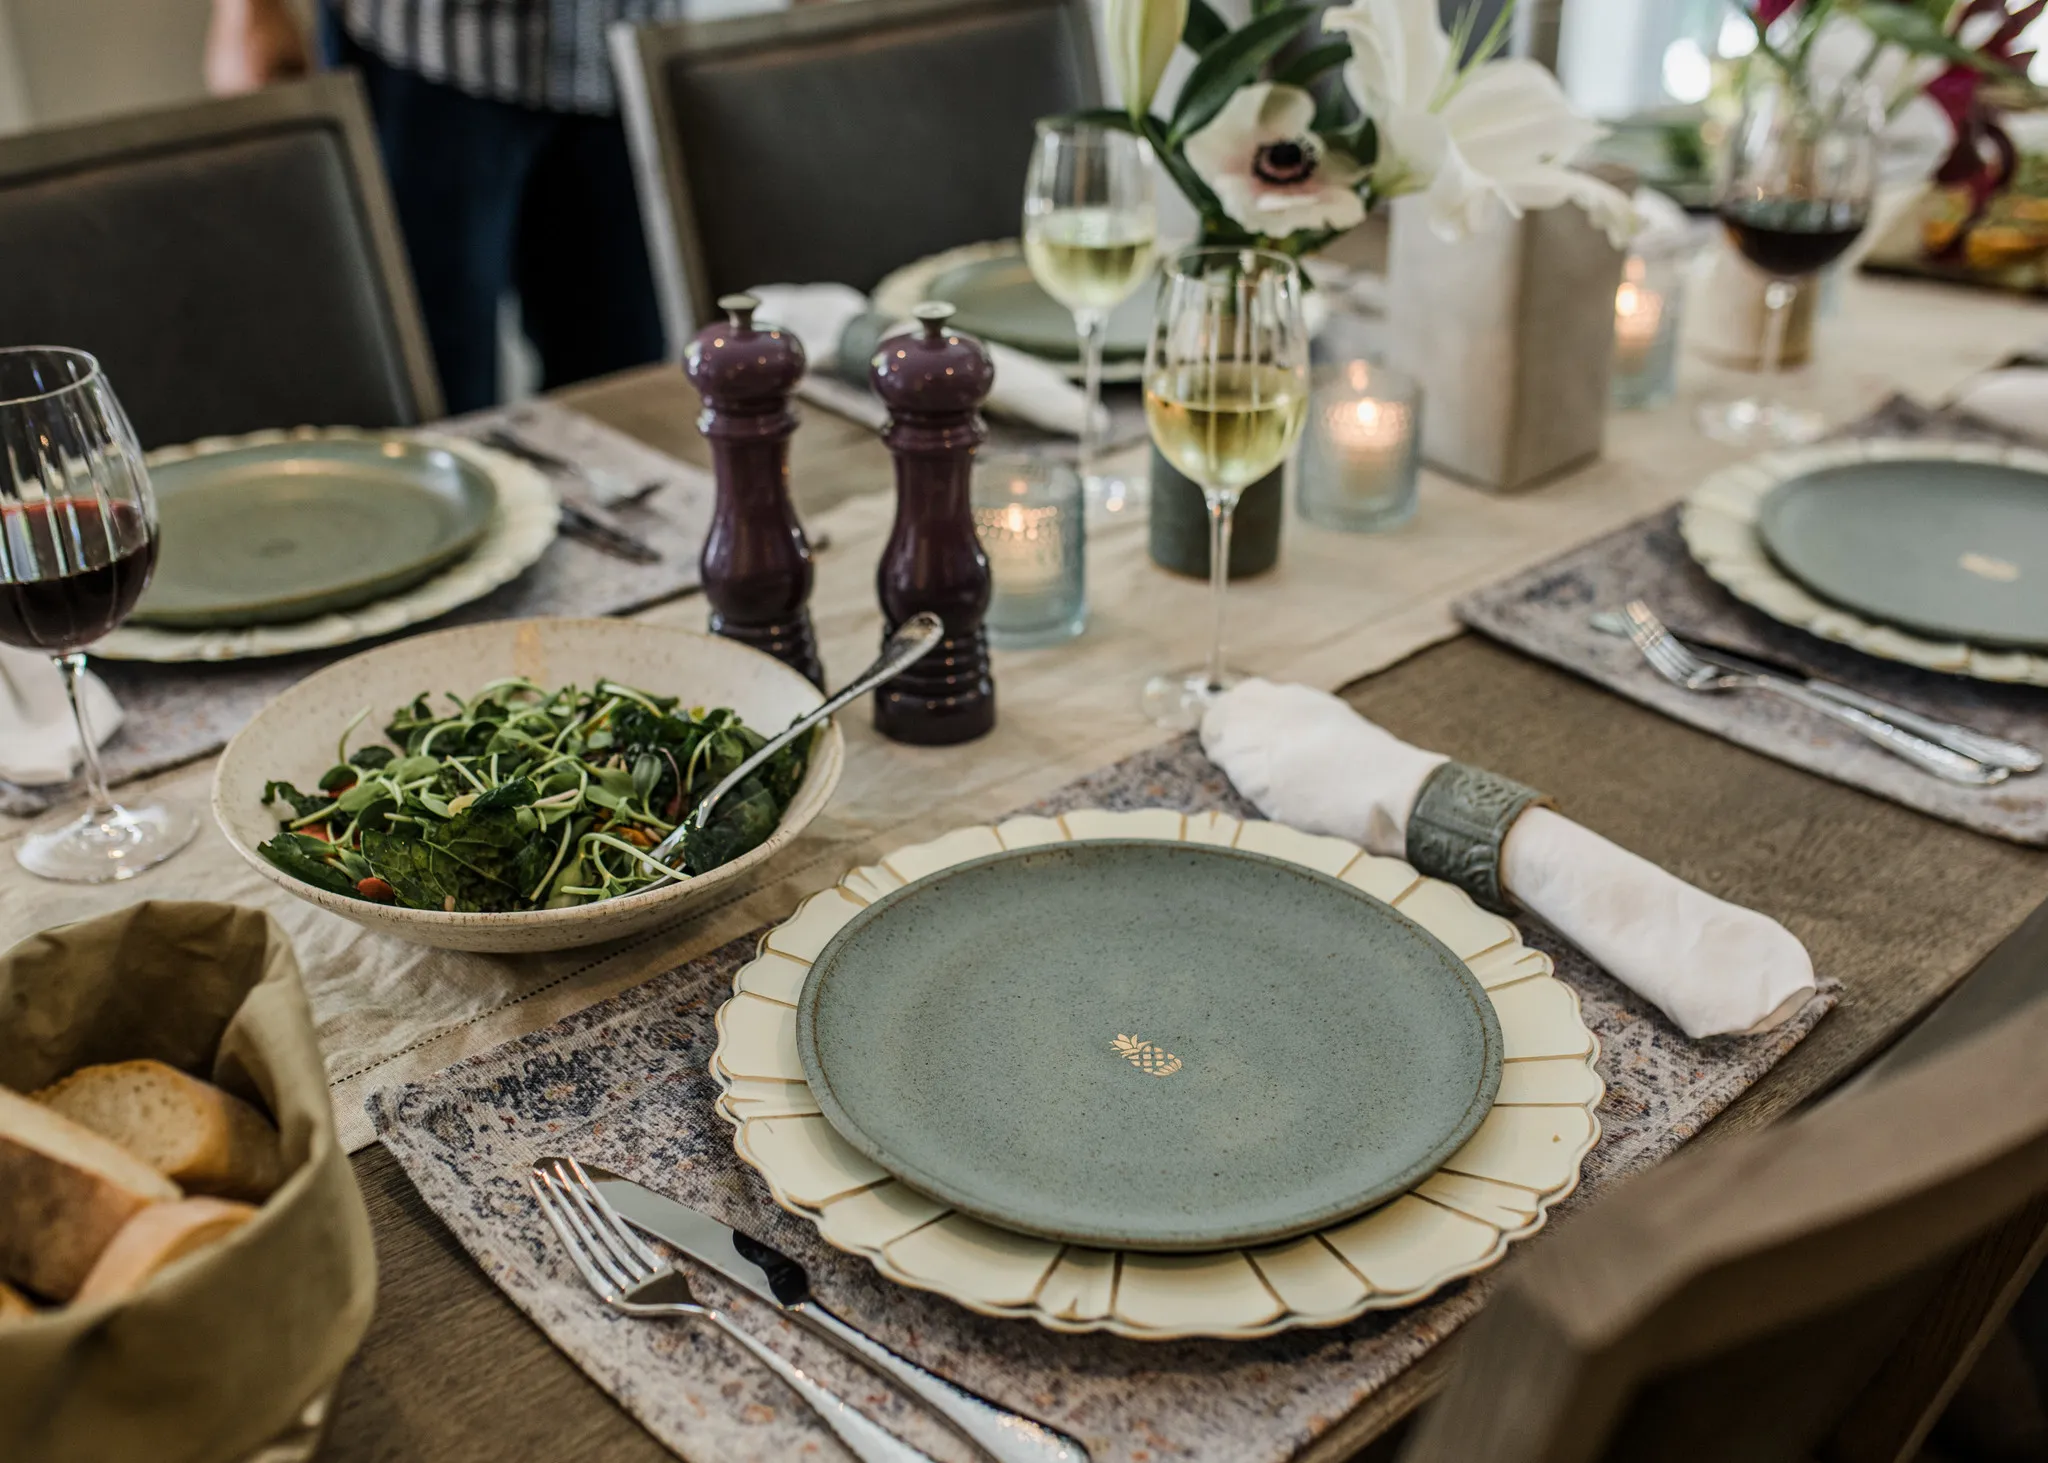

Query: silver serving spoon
645 612 947 879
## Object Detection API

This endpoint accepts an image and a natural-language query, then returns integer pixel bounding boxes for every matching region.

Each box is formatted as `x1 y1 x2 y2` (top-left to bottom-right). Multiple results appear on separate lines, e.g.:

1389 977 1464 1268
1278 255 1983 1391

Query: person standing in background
205 0 676 412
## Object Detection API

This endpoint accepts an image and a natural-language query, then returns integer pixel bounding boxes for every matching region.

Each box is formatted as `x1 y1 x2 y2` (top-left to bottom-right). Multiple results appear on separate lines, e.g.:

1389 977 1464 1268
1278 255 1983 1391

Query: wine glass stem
1075 308 1107 488
56 652 116 819
1204 491 1235 693
1758 277 1795 417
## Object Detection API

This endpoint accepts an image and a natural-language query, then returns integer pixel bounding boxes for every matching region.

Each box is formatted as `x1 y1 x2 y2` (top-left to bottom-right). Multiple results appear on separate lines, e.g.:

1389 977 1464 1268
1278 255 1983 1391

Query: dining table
5 264 2048 1462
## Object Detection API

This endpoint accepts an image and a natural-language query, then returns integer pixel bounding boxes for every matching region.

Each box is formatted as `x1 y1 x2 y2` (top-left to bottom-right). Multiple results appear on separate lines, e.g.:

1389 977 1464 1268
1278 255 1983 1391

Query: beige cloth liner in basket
0 901 376 1463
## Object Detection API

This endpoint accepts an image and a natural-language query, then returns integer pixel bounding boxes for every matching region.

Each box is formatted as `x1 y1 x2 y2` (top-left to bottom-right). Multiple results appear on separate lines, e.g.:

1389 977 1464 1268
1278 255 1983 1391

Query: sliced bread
0 1086 181 1300
0 1279 36 1324
34 1059 285 1202
73 1197 259 1305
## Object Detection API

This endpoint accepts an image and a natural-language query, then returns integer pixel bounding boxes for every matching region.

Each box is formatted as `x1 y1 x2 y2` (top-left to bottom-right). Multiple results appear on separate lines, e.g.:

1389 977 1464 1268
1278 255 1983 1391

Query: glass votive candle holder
1297 360 1422 534
1610 240 1689 411
972 453 1086 649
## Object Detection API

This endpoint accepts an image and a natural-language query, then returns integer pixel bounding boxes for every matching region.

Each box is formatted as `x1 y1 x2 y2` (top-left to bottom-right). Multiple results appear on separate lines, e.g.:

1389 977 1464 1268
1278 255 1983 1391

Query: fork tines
529 1157 665 1300
1621 601 1697 684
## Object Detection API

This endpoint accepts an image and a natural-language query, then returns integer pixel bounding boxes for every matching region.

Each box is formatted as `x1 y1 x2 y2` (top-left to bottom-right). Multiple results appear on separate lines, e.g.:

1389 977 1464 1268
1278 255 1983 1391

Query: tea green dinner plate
926 255 1154 362
1756 456 2048 649
795 840 1503 1252
132 437 497 629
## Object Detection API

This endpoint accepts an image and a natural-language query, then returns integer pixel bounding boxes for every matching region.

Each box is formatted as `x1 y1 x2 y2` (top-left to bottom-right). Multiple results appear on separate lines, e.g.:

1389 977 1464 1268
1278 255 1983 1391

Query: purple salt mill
685 292 823 689
868 302 996 744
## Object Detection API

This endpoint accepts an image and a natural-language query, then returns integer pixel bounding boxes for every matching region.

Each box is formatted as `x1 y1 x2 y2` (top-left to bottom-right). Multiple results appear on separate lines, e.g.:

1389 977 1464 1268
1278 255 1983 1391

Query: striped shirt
336 0 691 114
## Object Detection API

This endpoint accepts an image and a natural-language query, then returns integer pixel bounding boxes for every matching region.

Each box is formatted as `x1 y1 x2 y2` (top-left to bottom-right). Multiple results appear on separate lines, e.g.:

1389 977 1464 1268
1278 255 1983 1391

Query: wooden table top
314 361 2048 1462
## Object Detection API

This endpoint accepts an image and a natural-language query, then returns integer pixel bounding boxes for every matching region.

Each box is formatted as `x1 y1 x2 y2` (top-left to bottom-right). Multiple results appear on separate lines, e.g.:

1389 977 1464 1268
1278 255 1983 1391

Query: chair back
613 0 1099 339
0 73 438 450
1398 992 2048 1463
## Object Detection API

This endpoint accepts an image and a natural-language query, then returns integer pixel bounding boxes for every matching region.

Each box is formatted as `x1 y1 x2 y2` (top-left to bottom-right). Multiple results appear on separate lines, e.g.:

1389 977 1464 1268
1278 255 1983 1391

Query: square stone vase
1387 194 1626 493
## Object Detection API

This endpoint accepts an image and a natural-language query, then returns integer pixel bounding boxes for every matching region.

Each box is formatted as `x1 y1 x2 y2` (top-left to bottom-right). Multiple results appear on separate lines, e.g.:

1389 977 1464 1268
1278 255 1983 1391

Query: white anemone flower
1183 82 1368 237
1324 0 1637 246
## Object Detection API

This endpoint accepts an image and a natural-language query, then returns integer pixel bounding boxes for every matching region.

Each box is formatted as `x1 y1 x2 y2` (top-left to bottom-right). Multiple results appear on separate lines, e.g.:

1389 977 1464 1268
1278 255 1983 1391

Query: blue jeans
331 26 666 414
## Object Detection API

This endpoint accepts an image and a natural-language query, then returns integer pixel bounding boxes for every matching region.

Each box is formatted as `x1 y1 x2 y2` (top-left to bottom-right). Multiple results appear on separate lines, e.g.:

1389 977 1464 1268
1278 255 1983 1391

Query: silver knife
1588 610 2042 772
572 1162 1089 1463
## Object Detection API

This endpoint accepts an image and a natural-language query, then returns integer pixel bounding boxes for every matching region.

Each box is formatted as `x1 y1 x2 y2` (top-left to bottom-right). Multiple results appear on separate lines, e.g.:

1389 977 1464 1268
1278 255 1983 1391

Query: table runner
0 404 715 817
372 734 1835 1463
1457 398 2048 846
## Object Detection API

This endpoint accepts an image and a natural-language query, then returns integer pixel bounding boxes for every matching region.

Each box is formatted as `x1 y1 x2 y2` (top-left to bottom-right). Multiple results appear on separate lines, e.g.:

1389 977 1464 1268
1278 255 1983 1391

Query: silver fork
1621 601 2009 787
529 1158 935 1463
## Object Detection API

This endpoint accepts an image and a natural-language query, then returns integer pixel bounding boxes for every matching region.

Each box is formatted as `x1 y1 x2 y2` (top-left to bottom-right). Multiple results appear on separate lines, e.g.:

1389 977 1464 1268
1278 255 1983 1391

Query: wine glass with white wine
1141 247 1309 730
1023 119 1157 513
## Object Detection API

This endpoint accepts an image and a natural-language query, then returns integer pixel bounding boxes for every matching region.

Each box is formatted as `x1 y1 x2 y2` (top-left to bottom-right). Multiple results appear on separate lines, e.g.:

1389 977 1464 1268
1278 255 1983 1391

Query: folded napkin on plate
1202 680 1817 1040
1953 368 2048 444
748 282 1109 438
0 645 121 786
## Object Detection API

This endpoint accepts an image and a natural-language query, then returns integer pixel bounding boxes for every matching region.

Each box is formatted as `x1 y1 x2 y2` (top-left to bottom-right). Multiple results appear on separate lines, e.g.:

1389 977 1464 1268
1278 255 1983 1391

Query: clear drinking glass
1699 70 1877 446
0 347 195 881
1140 247 1310 730
1023 119 1157 514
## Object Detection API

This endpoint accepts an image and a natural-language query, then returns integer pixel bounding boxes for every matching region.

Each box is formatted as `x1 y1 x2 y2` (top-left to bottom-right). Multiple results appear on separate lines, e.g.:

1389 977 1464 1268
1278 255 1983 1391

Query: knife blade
574 1163 1089 1463
585 1164 810 1306
1588 611 2042 772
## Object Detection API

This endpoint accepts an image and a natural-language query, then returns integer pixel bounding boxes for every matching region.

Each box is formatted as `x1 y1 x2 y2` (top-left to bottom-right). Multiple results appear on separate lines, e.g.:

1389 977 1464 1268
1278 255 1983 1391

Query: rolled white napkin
748 282 1110 438
1201 680 1817 1040
1953 368 2048 443
0 644 122 786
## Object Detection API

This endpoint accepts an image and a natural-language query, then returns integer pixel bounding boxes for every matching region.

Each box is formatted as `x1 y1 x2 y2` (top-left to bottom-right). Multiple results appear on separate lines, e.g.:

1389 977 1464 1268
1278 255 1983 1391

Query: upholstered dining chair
1395 990 2048 1463
0 72 439 450
611 0 1100 340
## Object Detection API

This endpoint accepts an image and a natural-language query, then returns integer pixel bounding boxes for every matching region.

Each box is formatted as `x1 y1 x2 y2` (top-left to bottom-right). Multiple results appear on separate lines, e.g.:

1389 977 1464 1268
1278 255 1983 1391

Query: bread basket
0 902 376 1463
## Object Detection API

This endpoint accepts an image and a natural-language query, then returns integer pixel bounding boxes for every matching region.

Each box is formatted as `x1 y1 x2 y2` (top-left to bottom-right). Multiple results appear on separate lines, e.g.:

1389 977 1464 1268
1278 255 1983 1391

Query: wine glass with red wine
0 347 194 881
1699 71 1877 447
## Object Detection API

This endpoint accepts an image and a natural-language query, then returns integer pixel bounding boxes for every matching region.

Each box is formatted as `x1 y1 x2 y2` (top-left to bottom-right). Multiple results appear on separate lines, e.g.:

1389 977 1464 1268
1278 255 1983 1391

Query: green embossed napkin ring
1405 762 1553 915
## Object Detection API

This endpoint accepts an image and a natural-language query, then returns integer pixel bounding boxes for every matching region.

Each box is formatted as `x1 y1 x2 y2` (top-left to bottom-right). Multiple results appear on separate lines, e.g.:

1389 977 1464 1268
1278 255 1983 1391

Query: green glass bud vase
1147 448 1284 579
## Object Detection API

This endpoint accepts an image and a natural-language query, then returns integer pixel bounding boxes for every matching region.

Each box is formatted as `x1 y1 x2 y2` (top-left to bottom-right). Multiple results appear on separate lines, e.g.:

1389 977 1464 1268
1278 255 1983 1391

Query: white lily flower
1324 0 1638 247
1106 0 1188 121
1182 82 1368 237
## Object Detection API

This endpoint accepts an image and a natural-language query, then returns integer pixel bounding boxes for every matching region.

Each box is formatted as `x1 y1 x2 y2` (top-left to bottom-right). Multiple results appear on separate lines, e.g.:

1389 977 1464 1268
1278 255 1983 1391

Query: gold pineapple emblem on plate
1112 1034 1182 1078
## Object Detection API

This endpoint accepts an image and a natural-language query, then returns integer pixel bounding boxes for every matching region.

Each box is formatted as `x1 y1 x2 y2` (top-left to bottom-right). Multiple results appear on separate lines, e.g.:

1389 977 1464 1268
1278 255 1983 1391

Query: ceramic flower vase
1386 190 1625 492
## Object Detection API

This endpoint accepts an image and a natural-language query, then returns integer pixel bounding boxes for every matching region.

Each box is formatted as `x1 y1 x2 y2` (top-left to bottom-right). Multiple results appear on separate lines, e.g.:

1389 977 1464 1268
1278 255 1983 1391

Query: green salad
257 677 810 913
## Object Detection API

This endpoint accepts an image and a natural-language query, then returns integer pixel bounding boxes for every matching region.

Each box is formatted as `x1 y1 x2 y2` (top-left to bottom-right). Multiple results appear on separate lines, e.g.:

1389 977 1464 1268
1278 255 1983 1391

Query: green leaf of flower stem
1326 116 1377 168
1047 106 1145 133
1170 7 1318 143
1855 1 2030 78
1184 0 1227 52
1274 38 1351 89
1141 114 1228 219
348 745 395 770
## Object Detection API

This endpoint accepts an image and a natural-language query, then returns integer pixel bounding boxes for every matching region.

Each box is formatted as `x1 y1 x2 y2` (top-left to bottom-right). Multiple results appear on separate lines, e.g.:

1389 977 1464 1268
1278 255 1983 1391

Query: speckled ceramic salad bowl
212 618 843 952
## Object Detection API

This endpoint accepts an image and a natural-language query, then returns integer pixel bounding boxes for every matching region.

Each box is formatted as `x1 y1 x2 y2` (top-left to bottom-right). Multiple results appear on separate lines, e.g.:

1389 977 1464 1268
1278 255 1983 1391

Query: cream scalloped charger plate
97 427 557 663
1680 437 2048 686
711 809 1604 1340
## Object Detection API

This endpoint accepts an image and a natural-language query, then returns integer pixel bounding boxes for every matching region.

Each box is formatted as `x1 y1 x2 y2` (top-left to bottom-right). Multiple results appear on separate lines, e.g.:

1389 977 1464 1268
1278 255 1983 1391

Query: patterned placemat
372 735 1835 1463
1457 398 2048 846
0 404 714 818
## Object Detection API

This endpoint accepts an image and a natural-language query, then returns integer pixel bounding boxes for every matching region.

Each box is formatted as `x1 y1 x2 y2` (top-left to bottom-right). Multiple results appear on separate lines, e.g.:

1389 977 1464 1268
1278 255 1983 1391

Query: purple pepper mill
868 302 996 745
684 292 824 690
